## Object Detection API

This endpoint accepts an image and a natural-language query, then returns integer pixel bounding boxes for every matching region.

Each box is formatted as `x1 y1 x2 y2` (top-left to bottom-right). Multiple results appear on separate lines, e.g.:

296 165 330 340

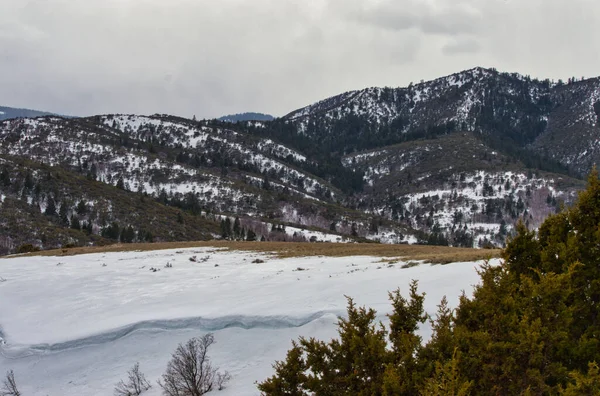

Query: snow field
0 247 498 395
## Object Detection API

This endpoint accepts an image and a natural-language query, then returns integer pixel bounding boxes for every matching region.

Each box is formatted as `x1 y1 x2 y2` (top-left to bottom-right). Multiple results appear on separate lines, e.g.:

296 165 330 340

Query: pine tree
419 296 456 380
0 167 10 187
120 225 135 243
262 175 271 191
58 201 69 226
76 200 87 215
257 343 308 395
116 176 125 190
502 220 540 277
386 281 428 394
220 219 226 238
224 218 232 238
87 163 97 181
102 222 120 240
561 363 600 395
246 229 257 241
70 215 81 230
45 197 57 216
23 171 34 191
419 349 472 396
86 221 93 235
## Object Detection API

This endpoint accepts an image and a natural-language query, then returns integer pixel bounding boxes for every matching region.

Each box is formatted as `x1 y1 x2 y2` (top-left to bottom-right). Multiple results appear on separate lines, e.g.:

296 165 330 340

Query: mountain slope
341 133 582 246
0 155 219 254
279 67 600 175
0 115 405 254
1 67 599 253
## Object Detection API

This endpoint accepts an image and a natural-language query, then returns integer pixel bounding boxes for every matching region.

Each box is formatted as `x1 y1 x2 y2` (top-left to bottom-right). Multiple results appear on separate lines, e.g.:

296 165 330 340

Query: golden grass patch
7 241 501 264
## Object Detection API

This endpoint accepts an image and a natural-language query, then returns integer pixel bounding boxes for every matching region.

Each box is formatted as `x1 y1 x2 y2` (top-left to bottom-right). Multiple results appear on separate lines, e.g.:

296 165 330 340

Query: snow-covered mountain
2 67 598 253
0 114 395 253
282 67 600 172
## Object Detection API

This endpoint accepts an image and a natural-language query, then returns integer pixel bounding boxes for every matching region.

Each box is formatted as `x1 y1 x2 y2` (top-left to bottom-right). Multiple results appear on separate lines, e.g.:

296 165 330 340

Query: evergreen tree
220 218 233 239
257 343 308 396
116 176 125 190
85 221 93 235
23 171 34 191
70 215 81 230
45 197 57 216
262 175 271 191
76 200 87 215
0 167 10 186
419 349 472 396
120 225 135 243
246 229 257 241
561 363 600 395
59 201 70 226
87 163 97 181
102 222 120 240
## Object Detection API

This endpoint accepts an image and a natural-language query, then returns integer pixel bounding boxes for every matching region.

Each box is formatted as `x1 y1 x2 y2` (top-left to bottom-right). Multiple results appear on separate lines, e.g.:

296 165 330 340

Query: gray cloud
442 38 482 55
332 0 483 36
0 0 599 118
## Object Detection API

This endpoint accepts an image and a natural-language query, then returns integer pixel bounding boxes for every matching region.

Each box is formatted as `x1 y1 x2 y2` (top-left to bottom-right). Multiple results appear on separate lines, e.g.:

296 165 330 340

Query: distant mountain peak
0 105 65 121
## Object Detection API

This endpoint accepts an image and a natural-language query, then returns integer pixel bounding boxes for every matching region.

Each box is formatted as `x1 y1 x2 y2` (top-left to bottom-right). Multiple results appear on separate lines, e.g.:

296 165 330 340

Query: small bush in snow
216 371 232 391
114 362 151 396
1 370 20 396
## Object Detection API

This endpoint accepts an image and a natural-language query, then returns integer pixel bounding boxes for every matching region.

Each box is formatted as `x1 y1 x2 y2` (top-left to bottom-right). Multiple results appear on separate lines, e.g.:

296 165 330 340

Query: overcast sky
1 0 598 118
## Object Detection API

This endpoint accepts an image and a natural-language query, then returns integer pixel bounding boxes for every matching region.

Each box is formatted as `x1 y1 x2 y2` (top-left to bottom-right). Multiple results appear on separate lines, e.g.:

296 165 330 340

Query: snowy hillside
281 67 600 175
341 132 582 247
0 247 498 395
284 67 551 132
1 66 599 253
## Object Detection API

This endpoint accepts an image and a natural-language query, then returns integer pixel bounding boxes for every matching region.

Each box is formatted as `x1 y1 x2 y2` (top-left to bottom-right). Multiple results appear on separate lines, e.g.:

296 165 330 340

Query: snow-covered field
0 247 496 395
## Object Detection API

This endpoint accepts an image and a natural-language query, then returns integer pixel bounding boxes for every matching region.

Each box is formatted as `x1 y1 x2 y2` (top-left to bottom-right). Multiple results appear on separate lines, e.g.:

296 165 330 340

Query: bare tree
1 370 20 396
158 333 230 395
215 371 231 391
114 362 152 396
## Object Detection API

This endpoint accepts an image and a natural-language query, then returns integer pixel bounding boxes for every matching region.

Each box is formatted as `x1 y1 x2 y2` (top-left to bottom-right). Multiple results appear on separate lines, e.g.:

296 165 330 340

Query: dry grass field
8 241 502 264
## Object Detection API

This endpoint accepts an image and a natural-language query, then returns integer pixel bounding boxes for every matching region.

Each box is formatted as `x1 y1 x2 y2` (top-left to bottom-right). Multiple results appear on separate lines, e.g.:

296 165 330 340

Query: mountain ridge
1 66 598 254
0 105 66 121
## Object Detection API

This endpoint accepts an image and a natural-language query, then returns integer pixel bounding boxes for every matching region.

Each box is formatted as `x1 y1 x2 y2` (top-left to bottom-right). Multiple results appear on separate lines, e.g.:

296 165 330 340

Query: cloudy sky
1 0 598 118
